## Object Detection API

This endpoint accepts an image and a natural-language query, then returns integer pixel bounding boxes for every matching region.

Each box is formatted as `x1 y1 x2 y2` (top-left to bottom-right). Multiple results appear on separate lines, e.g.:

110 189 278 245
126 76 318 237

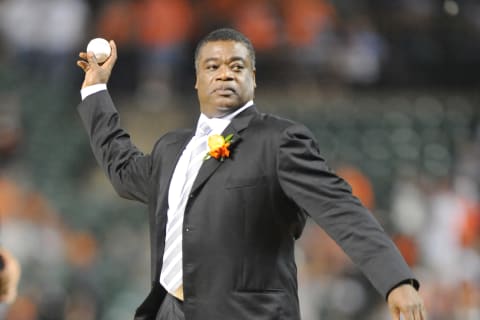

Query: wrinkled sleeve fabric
77 90 152 203
277 123 418 298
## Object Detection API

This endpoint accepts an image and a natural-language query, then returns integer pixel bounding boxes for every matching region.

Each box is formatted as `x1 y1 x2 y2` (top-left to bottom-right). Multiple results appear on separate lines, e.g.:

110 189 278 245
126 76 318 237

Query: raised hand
76 40 117 89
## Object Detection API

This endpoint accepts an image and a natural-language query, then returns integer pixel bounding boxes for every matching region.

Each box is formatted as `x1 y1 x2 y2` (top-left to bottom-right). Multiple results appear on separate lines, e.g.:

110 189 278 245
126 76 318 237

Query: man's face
195 40 256 117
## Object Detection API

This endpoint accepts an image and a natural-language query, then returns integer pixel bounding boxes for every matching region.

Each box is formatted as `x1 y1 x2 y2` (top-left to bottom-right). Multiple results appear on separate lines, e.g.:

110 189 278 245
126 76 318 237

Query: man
77 28 426 320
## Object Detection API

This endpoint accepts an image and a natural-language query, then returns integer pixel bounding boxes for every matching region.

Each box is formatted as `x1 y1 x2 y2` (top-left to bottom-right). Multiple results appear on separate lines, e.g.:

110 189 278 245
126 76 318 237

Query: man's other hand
388 283 427 320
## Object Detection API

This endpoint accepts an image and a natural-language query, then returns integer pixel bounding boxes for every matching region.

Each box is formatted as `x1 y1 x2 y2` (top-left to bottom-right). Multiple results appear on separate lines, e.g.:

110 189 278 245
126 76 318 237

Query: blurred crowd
0 0 480 319
2 0 480 96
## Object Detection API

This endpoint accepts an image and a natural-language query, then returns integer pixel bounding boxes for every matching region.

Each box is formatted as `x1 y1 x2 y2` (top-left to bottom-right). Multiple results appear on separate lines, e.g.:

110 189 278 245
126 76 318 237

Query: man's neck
202 100 254 119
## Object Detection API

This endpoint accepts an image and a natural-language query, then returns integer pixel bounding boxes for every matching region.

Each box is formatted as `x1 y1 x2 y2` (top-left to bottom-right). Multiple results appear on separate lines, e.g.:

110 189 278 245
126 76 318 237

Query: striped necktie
160 121 212 298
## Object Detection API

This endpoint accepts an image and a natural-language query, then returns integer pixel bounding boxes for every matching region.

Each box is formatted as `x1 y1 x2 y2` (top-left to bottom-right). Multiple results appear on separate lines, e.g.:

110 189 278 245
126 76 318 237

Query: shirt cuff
80 84 107 100
386 278 420 301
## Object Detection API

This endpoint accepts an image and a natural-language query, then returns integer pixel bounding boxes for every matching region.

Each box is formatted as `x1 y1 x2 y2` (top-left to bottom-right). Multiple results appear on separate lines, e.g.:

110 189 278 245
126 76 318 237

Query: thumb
102 40 117 70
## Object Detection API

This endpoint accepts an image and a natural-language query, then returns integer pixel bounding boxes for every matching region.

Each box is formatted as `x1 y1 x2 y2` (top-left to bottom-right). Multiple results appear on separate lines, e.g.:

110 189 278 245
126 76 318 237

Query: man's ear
194 74 198 90
253 69 257 88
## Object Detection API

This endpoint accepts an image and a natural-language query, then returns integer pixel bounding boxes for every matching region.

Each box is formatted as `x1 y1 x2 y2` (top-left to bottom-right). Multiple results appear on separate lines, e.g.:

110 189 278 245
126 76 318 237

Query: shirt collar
219 100 254 121
196 100 254 134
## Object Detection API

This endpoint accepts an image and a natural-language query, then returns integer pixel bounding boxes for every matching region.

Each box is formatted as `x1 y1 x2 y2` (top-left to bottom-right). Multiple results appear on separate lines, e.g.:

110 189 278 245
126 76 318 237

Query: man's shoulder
253 112 296 128
252 110 302 132
249 111 318 146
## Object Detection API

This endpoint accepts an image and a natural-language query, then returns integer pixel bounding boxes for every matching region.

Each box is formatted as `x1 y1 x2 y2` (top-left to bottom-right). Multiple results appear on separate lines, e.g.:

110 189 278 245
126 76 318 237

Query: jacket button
189 193 195 199
185 227 190 232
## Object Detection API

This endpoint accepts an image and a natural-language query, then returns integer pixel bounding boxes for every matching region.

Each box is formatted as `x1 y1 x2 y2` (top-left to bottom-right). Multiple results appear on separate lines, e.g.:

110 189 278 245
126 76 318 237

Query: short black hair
194 28 256 70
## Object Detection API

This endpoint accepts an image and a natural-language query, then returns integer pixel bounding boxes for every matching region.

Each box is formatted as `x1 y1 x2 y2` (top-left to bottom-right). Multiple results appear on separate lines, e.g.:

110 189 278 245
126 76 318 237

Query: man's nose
216 65 234 80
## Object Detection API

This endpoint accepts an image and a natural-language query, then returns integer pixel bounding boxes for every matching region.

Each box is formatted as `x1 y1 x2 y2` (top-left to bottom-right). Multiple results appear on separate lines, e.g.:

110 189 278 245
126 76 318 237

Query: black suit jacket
78 91 418 320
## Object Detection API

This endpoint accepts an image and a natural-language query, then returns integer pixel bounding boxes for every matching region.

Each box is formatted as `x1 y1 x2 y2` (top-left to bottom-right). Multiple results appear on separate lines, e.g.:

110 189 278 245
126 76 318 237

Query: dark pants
156 294 185 320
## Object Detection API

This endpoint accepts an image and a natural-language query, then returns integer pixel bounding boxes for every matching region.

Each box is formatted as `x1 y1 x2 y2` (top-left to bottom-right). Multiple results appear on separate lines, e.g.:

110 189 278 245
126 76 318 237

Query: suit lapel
190 106 258 195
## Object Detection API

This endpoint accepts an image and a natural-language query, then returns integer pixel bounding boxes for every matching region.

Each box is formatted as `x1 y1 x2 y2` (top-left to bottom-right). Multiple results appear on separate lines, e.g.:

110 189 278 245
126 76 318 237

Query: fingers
414 304 427 320
86 51 99 67
410 301 426 320
389 309 400 320
77 52 98 71
76 60 89 72
394 305 426 320
102 40 117 70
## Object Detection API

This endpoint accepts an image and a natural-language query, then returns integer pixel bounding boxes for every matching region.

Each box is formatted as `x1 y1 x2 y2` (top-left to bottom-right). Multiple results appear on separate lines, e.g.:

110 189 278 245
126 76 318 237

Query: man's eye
206 65 218 70
231 65 244 71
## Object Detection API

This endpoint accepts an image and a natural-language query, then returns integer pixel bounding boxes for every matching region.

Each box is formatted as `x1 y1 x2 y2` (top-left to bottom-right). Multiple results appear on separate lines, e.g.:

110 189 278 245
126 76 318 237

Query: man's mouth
213 87 236 96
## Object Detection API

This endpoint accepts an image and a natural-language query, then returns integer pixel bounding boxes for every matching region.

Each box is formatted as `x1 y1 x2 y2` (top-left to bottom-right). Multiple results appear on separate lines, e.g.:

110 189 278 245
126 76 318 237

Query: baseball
86 38 111 63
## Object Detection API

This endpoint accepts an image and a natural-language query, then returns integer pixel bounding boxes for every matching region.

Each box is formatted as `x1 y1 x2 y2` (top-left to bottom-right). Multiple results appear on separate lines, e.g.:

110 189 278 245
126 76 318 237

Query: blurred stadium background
0 0 479 319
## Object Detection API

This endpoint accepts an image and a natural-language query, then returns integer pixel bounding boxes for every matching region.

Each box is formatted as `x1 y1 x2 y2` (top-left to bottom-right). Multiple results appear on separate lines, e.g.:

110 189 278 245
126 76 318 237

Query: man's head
194 28 256 118
194 28 256 71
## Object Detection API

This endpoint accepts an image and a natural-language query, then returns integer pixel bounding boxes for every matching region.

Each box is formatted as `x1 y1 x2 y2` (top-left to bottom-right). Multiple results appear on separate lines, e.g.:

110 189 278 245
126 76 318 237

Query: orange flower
205 134 233 161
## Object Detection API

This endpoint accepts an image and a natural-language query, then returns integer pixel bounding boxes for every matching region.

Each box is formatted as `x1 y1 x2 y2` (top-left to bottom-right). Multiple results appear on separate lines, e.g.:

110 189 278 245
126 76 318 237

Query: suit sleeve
77 91 152 203
276 123 418 298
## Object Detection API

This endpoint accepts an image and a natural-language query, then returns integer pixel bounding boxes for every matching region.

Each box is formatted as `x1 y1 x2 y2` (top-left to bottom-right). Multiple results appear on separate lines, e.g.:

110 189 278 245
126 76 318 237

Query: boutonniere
205 133 234 162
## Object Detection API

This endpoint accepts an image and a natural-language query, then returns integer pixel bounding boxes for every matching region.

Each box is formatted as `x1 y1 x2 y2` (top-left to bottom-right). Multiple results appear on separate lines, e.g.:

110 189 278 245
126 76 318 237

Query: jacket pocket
230 289 289 320
225 175 268 189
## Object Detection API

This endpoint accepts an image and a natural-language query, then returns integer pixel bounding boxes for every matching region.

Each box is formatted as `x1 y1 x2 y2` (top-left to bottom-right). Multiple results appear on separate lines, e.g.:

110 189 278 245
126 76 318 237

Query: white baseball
86 38 111 63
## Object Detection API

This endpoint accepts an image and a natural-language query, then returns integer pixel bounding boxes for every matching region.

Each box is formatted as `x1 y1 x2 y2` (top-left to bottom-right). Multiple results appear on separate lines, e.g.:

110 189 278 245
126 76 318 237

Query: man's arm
76 41 152 203
276 123 426 319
